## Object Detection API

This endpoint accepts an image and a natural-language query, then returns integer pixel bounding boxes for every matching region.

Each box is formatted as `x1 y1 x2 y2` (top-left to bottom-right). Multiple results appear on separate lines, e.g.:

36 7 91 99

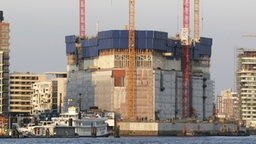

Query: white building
237 48 256 127
31 72 67 116
31 81 52 115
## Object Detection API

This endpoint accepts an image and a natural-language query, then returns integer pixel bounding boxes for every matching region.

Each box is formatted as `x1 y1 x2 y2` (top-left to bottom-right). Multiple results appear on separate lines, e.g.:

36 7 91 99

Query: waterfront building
64 30 214 120
9 72 46 116
237 48 256 127
216 89 238 120
0 11 10 114
31 81 52 115
31 72 67 117
45 72 67 114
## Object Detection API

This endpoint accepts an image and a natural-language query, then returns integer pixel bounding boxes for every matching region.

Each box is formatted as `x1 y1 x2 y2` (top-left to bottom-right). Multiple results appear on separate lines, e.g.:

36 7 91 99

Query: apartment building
45 72 67 114
31 81 52 115
216 89 238 120
0 11 10 114
237 48 256 127
31 72 67 116
9 72 46 115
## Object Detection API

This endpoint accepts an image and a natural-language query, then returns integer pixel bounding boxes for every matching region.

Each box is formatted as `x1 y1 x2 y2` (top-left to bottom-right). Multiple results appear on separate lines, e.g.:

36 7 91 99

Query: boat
14 121 77 138
51 107 109 137
29 125 76 138
16 107 109 137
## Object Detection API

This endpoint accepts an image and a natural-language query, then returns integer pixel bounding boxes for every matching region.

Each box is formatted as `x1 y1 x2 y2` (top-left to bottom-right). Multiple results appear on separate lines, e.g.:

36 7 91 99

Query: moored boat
17 107 109 137
51 107 109 137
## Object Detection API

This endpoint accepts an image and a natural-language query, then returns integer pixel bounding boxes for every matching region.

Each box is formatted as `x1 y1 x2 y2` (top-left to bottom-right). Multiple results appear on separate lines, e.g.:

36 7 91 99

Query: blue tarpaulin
65 30 212 60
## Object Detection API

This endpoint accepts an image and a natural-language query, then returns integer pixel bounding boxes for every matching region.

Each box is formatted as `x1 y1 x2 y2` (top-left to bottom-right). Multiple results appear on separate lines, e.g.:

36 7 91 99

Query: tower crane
80 0 85 37
127 0 136 119
194 0 200 42
75 0 85 68
242 34 256 38
181 0 191 118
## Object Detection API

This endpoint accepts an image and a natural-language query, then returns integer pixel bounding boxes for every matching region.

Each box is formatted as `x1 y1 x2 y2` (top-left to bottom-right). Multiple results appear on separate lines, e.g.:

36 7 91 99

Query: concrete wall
113 87 126 113
97 55 115 69
118 121 239 136
135 69 154 120
66 69 126 115
65 71 94 112
66 52 215 121
94 71 114 111
154 70 214 121
192 77 215 120
52 78 67 113
82 55 115 70
119 122 158 131
159 122 237 132
154 70 176 120
153 54 181 70
191 64 210 74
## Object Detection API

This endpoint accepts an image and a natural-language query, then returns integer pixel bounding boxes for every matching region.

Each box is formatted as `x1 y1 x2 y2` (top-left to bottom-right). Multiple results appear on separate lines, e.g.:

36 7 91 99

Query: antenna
96 21 99 35
176 0 180 33
201 0 204 34
194 0 200 42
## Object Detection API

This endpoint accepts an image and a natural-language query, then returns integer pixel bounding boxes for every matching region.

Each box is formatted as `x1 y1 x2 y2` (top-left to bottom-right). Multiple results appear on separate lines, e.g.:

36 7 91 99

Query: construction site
63 0 229 136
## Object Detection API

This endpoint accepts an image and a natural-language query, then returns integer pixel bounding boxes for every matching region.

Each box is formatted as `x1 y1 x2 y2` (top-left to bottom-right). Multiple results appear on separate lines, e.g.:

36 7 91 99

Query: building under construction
64 0 214 122
64 30 214 121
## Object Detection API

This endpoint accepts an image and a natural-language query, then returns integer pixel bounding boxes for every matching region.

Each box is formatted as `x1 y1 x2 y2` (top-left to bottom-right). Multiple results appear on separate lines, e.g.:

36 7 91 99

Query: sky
1 0 256 96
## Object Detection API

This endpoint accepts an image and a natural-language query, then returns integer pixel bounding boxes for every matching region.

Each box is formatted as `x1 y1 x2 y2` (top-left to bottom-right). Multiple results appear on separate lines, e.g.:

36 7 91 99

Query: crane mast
194 0 200 42
181 0 191 118
80 0 85 37
127 0 135 119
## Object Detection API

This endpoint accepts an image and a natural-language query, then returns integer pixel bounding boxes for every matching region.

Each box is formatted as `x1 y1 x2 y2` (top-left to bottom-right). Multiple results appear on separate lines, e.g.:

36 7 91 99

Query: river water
0 136 255 144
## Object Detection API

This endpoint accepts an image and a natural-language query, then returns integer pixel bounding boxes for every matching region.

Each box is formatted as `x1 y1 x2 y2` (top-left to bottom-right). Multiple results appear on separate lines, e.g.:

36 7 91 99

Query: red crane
80 0 85 37
181 0 191 118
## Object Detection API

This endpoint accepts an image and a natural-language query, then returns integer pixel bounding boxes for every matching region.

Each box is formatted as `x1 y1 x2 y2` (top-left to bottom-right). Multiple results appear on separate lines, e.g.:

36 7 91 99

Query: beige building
0 11 10 114
237 48 256 127
216 89 238 119
9 72 46 115
45 72 67 114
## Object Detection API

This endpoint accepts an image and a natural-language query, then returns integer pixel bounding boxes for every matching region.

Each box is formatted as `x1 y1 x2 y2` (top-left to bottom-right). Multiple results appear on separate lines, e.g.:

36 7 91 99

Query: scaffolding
99 49 153 69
